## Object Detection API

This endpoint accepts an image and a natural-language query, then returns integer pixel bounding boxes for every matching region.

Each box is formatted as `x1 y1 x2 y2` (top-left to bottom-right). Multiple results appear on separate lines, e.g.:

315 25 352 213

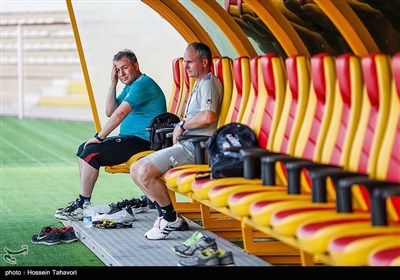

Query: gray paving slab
62 209 270 267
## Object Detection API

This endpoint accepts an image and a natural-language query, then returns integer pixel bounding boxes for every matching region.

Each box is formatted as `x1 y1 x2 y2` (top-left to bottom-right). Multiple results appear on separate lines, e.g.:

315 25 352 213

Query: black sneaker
107 199 129 215
31 225 61 245
177 215 190 231
143 195 156 209
133 198 150 214
60 226 78 243
172 231 218 257
108 197 148 214
54 198 83 221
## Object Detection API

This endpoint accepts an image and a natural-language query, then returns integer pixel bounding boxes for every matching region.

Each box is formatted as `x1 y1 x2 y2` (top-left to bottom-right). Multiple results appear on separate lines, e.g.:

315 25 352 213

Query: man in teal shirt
55 49 166 220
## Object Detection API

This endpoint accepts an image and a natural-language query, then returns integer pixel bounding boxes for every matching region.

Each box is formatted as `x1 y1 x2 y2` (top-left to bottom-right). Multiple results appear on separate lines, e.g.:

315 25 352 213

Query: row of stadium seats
164 52 399 266
1 56 80 65
1 29 73 38
106 51 399 266
1 11 84 108
1 42 76 51
0 17 70 26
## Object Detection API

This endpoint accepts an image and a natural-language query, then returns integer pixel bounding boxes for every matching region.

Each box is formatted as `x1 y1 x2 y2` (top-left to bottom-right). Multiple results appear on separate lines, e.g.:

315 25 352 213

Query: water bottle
82 199 92 228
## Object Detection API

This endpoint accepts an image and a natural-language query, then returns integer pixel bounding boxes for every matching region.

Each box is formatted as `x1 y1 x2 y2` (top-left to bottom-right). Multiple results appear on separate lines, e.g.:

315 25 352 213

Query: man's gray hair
187 42 212 64
113 49 138 63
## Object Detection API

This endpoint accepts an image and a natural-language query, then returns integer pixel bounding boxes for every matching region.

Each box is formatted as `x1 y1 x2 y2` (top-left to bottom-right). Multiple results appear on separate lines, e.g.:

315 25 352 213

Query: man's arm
173 110 216 143
105 65 119 117
182 110 216 130
85 102 132 147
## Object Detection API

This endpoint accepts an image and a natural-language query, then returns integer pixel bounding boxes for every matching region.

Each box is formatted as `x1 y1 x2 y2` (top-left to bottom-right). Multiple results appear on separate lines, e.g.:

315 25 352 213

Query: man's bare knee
139 162 162 185
136 165 150 185
130 161 141 183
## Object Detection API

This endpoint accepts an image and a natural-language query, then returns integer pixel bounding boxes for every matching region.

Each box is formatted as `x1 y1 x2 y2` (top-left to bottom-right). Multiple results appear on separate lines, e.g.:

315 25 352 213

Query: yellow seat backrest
347 53 392 175
224 56 251 124
374 52 400 183
213 56 235 128
321 54 363 168
167 57 184 116
271 54 310 185
293 53 336 162
346 53 392 209
251 53 286 150
272 54 310 156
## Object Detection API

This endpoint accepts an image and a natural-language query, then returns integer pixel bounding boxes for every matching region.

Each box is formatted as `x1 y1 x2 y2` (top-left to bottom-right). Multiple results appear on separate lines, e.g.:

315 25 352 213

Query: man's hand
111 64 118 85
172 125 185 144
84 137 102 149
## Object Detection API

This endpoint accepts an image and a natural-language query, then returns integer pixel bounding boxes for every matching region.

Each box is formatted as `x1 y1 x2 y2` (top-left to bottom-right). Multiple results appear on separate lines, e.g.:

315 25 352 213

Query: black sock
160 203 176 222
153 201 163 217
79 194 90 207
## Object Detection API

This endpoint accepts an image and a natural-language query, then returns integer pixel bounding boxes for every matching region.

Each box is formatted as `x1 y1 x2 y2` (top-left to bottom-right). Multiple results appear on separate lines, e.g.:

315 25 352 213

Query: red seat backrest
168 57 184 115
256 53 286 150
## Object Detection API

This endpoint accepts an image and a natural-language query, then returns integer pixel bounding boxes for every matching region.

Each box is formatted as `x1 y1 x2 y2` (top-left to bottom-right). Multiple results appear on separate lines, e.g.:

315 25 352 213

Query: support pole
17 24 24 120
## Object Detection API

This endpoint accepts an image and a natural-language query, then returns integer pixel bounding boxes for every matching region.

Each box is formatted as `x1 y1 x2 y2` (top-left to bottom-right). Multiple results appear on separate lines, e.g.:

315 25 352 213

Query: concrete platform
62 209 270 267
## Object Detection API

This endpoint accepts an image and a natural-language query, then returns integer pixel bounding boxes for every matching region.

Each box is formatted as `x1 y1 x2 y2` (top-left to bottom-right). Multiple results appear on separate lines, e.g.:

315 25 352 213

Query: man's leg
56 136 150 221
130 144 193 239
131 159 171 208
54 143 100 220
79 158 99 197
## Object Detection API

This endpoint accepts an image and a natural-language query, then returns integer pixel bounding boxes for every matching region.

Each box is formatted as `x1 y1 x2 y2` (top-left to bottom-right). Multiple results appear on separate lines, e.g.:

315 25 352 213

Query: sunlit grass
0 117 144 266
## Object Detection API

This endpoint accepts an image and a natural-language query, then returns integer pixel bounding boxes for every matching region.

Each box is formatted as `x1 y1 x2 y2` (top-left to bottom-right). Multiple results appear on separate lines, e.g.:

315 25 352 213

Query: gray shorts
140 142 195 173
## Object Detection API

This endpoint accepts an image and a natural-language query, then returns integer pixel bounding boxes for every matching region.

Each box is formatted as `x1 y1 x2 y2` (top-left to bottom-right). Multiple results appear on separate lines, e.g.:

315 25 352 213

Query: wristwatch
94 132 104 142
179 120 186 130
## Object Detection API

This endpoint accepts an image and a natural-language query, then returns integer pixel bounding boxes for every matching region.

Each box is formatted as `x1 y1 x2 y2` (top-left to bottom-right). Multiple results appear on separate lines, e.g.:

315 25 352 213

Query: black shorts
76 135 150 170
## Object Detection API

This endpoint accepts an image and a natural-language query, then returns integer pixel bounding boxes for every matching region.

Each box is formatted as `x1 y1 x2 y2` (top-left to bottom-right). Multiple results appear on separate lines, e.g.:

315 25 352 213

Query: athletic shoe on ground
145 213 190 240
59 226 78 243
143 195 156 209
132 198 149 214
108 197 148 214
146 216 162 235
214 249 235 266
176 214 190 231
177 248 235 266
177 249 219 266
172 231 218 257
54 198 83 221
31 225 61 245
93 207 136 223
55 198 80 214
107 198 133 214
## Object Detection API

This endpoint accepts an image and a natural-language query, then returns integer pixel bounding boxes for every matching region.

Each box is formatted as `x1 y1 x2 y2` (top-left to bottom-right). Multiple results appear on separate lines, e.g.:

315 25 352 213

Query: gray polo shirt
183 71 223 137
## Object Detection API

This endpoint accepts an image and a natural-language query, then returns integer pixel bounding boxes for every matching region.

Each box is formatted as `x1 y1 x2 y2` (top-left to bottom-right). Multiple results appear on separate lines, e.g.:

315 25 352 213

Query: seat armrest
285 160 316 196
260 153 303 187
177 134 210 141
372 185 400 226
155 127 174 134
306 167 364 205
337 177 398 213
240 147 271 158
286 161 342 202
176 135 210 164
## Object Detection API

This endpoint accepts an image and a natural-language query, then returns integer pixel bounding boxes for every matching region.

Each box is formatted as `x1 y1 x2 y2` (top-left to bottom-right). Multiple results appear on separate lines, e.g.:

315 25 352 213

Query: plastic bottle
82 199 92 228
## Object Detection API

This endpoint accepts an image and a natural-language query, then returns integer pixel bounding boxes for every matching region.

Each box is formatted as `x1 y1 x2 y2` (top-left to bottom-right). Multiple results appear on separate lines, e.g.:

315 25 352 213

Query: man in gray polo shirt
130 42 223 240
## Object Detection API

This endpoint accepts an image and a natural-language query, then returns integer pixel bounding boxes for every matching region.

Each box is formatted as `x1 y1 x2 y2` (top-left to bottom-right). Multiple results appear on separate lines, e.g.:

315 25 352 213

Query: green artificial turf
0 117 145 266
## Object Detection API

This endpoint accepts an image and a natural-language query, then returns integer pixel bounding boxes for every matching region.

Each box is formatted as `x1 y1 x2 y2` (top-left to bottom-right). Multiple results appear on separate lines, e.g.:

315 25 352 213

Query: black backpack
148 112 180 151
208 123 258 179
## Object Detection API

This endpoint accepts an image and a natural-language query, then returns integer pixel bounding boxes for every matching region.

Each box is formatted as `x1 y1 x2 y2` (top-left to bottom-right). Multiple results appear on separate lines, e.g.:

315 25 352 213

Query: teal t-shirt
117 74 166 140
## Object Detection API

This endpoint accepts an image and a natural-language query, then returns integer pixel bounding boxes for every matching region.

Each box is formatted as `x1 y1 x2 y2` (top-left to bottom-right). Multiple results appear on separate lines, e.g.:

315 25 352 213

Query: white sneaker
54 206 83 221
144 214 189 240
144 216 162 237
92 208 136 223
